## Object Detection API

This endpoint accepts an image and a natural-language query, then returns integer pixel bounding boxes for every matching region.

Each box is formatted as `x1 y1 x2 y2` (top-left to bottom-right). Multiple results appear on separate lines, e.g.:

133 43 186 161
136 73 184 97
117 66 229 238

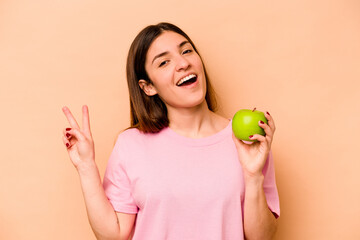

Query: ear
138 79 158 96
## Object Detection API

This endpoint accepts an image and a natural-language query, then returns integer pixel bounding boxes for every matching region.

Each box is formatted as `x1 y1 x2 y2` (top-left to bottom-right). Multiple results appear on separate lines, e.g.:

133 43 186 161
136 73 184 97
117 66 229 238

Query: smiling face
139 31 207 110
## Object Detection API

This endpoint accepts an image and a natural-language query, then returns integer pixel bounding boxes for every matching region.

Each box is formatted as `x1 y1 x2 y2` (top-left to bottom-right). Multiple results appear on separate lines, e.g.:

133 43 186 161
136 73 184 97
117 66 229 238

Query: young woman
62 22 280 240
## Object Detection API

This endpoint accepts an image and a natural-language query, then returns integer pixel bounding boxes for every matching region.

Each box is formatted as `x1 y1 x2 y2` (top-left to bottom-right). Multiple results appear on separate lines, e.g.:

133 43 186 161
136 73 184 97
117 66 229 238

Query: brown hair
126 22 217 133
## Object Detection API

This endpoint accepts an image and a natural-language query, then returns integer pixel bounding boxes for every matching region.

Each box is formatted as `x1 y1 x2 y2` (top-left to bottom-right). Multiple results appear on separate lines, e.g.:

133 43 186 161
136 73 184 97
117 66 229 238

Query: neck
166 101 228 138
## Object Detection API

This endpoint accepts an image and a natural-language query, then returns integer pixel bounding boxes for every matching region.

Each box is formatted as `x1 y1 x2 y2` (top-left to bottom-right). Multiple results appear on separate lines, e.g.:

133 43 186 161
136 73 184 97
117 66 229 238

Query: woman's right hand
62 105 95 171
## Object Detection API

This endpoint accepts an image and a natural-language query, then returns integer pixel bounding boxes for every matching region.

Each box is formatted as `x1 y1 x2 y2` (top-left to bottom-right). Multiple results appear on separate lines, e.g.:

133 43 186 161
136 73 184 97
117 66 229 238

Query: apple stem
252 107 256 112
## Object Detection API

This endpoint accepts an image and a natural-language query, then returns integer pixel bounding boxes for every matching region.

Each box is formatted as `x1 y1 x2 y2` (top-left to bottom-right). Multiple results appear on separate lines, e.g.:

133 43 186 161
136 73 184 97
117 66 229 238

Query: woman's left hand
232 111 276 179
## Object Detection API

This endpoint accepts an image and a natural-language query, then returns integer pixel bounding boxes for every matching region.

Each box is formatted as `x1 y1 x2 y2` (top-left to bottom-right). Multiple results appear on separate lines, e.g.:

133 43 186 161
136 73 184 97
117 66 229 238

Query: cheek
152 75 172 91
147 74 176 100
194 56 205 74
151 68 175 86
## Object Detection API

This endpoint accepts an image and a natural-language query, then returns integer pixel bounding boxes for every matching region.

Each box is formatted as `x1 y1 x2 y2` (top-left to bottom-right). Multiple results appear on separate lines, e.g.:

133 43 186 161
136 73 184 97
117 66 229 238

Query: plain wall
1 0 359 239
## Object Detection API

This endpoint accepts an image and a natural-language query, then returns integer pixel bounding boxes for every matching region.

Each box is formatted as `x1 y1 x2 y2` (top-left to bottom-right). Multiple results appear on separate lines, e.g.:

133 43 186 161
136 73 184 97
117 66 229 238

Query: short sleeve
103 134 138 214
262 150 280 218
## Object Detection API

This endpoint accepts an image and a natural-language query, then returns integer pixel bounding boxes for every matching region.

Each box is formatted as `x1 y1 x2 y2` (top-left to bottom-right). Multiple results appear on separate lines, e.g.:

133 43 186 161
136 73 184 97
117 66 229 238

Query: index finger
265 111 276 132
62 106 80 129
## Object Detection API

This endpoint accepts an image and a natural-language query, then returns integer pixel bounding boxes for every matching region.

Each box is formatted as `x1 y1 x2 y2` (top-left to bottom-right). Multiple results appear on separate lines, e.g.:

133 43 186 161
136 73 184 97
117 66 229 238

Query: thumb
232 133 254 147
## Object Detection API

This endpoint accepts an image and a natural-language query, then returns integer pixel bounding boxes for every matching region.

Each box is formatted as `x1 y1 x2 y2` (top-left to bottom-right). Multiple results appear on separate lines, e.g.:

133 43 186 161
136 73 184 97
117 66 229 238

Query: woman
62 22 280 240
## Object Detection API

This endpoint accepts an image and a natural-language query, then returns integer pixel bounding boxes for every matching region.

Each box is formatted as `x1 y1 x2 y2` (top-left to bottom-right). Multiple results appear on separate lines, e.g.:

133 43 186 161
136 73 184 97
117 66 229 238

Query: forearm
77 162 121 240
243 175 277 240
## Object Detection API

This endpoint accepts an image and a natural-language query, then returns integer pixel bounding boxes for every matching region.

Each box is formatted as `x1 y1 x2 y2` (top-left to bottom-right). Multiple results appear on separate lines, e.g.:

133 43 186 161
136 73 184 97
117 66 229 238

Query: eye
182 49 192 54
159 60 169 67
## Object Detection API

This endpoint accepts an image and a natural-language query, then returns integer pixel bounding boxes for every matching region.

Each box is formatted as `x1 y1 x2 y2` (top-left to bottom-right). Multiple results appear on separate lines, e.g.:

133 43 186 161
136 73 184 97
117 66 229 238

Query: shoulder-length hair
126 22 217 133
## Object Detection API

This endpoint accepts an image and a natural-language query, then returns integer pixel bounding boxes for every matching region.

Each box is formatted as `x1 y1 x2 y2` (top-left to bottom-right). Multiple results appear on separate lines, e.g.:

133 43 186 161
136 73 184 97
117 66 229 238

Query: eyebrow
151 40 191 64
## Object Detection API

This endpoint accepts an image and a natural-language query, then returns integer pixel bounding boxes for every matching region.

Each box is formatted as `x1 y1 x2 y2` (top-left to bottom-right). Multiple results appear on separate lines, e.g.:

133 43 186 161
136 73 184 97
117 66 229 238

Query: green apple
232 108 268 142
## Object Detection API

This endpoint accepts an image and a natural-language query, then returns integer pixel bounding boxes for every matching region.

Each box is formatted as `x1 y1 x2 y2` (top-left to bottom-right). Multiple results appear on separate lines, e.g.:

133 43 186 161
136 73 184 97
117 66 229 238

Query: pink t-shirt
103 120 280 239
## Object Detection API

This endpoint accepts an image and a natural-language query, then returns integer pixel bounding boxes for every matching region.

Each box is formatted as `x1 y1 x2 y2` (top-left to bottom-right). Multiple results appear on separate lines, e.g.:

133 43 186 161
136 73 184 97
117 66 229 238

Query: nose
175 55 190 71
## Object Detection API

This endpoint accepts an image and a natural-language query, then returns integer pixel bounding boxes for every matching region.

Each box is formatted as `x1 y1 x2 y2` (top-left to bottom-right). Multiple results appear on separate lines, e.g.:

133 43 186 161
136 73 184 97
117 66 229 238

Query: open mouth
176 74 198 87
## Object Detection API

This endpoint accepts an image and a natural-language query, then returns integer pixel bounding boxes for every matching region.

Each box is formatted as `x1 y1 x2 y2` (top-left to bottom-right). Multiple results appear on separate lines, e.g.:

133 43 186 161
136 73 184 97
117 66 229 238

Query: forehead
147 31 189 57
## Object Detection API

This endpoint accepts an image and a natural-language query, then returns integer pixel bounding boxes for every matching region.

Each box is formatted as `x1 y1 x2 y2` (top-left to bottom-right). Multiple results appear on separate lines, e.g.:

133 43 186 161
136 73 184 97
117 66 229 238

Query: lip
176 73 198 86
181 77 198 89
177 75 199 89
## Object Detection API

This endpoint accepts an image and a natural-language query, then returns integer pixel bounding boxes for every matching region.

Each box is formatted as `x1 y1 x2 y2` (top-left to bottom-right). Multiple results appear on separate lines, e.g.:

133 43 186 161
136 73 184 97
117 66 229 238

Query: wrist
76 160 98 176
244 173 264 187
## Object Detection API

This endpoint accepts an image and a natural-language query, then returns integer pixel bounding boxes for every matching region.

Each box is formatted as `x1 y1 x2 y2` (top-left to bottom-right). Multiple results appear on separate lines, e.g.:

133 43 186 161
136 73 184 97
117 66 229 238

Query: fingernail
66 128 71 131
66 143 70 148
266 111 270 115
66 133 71 138
249 135 253 138
260 120 264 124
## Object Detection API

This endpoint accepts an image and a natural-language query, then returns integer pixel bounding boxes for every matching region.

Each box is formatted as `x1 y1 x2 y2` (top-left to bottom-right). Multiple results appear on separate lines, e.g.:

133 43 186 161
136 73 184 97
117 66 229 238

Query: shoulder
115 127 167 146
118 127 143 138
111 127 171 162
115 127 144 145
109 128 148 162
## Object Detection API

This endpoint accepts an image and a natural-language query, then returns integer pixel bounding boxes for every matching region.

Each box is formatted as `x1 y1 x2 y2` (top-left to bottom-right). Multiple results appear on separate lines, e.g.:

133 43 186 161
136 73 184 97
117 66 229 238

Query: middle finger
259 120 273 139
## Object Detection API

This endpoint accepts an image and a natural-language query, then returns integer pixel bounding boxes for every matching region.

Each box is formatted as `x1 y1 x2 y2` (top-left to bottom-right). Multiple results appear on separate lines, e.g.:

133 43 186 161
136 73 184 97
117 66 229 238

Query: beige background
1 0 359 239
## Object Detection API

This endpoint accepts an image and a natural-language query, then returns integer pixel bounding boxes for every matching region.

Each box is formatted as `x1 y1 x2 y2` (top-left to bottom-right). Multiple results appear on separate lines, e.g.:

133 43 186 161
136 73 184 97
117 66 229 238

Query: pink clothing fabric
103 120 280 240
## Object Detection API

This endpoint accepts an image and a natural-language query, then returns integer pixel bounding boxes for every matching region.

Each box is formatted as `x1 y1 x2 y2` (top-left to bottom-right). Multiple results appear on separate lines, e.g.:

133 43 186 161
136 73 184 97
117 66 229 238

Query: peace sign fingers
62 105 92 136
62 105 95 170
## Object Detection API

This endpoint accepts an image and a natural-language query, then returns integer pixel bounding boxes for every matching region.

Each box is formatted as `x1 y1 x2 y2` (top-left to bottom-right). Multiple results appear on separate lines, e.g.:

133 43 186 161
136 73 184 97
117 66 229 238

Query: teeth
177 74 197 86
